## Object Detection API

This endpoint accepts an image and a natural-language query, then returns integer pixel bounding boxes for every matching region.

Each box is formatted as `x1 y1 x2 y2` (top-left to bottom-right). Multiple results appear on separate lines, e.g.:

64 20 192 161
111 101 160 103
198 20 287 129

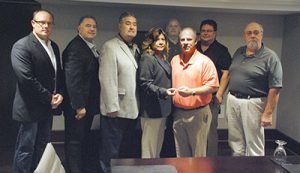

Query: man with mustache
226 22 283 156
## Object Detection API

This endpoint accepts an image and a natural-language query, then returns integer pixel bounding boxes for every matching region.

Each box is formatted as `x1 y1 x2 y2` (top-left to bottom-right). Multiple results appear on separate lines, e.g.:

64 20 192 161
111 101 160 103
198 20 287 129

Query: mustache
247 40 258 44
247 40 259 49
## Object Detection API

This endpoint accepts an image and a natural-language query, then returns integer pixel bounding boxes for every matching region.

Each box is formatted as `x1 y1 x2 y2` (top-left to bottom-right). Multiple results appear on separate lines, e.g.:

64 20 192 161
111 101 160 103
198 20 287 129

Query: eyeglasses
34 20 54 27
200 29 215 33
245 30 262 36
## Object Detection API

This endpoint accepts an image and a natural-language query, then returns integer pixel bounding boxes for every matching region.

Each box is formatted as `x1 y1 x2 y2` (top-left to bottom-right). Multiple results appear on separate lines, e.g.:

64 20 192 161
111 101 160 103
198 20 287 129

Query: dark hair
78 15 97 25
119 12 136 23
33 9 54 21
200 19 218 31
142 27 169 60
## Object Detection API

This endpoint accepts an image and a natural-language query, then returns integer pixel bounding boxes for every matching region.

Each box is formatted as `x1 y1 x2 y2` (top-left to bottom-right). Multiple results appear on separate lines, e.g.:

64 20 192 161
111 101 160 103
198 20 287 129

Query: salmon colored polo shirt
171 50 219 109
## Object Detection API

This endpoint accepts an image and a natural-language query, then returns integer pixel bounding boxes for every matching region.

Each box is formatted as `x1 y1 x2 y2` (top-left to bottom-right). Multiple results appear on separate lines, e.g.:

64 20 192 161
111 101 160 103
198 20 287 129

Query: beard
246 40 259 50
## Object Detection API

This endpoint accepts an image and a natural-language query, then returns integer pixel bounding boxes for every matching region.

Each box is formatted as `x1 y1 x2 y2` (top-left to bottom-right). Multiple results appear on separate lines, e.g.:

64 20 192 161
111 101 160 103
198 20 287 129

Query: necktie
91 46 99 58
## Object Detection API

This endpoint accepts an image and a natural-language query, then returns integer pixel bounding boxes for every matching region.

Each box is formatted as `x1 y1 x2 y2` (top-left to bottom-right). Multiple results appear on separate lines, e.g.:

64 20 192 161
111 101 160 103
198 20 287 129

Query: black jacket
11 33 63 122
138 54 172 118
62 35 100 116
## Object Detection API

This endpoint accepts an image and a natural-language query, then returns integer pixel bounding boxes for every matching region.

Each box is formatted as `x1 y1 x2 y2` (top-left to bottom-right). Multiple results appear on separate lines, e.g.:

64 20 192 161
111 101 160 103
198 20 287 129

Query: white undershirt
36 35 57 73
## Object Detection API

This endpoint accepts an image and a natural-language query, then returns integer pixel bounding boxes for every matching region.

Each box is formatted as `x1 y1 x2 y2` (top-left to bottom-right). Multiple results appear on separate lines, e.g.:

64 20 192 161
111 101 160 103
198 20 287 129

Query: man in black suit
62 16 100 173
11 9 63 173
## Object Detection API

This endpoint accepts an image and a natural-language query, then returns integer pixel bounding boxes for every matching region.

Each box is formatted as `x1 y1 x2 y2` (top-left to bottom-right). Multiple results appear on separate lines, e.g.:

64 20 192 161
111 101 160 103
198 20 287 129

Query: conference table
111 156 300 173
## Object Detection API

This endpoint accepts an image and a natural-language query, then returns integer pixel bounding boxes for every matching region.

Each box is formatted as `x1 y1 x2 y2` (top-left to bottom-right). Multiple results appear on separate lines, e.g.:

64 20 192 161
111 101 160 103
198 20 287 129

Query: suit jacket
138 54 172 118
11 33 63 122
62 35 100 115
99 36 140 119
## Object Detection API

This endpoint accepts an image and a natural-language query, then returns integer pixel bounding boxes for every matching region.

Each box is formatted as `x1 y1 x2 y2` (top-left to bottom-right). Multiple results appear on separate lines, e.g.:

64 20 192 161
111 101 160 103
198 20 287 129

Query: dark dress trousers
99 36 140 173
138 54 172 118
11 33 63 173
62 35 100 173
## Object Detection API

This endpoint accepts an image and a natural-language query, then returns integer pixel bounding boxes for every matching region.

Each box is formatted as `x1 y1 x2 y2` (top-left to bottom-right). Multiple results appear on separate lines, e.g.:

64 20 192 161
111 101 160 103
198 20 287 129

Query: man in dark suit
11 9 63 173
62 16 100 173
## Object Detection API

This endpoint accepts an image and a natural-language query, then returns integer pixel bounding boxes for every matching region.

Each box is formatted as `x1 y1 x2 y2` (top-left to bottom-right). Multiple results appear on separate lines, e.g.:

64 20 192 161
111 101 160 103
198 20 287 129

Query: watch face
192 90 196 96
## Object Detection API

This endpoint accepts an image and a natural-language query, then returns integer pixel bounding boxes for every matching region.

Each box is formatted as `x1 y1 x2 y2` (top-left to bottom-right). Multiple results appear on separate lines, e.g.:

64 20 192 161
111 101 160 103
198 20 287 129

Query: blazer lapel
117 37 138 69
77 35 98 59
30 33 55 74
133 44 140 62
156 56 171 76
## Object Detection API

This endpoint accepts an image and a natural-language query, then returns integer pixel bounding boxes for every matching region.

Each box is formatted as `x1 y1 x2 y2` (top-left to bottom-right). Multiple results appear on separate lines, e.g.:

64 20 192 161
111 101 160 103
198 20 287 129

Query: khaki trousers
226 93 266 156
173 105 212 157
141 117 167 158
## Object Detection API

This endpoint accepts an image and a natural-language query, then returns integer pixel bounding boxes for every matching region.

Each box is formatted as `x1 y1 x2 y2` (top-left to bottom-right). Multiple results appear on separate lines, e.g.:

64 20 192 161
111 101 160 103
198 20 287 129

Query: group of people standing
11 8 282 173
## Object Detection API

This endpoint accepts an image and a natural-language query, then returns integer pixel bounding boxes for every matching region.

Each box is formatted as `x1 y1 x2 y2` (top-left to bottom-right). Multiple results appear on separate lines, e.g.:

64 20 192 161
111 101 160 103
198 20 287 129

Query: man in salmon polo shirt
170 27 219 157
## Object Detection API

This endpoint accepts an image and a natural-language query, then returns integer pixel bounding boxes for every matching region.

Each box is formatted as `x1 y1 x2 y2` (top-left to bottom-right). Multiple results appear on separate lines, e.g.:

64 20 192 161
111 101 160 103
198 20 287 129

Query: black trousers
160 114 176 157
99 115 140 173
64 105 99 173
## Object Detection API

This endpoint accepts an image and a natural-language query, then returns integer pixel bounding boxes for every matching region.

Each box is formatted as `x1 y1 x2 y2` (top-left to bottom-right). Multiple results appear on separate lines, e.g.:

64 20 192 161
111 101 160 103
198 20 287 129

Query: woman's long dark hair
142 27 169 61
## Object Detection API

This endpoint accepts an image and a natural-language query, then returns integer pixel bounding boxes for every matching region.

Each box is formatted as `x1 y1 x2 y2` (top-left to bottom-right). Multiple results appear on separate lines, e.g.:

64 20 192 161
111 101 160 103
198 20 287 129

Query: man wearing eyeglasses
62 16 100 173
196 19 232 156
226 22 283 156
11 9 63 173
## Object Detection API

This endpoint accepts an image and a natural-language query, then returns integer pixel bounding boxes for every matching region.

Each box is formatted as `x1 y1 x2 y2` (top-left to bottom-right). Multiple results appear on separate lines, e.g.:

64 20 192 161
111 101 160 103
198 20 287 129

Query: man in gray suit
99 12 140 173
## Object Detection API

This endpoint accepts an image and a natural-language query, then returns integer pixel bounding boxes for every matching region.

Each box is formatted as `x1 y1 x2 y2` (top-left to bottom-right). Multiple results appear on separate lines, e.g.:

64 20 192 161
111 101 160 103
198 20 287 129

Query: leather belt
175 105 207 111
229 91 267 99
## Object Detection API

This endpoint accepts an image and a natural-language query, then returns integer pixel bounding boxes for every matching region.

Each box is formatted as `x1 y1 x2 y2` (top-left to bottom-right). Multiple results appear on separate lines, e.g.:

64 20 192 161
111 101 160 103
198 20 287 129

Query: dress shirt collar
79 34 96 49
35 33 52 47
79 34 99 57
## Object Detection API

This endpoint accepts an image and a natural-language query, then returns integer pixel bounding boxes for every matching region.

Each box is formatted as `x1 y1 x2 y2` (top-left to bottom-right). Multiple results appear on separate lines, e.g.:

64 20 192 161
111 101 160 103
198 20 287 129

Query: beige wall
43 3 285 130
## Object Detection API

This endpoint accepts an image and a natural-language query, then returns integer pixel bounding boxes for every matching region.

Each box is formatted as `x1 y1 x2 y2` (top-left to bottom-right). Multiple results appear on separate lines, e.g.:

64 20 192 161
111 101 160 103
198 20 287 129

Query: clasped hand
51 94 63 109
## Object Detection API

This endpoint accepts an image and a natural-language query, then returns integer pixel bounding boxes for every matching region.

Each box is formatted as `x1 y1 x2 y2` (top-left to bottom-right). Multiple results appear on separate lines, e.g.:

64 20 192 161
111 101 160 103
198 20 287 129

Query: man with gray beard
226 22 282 156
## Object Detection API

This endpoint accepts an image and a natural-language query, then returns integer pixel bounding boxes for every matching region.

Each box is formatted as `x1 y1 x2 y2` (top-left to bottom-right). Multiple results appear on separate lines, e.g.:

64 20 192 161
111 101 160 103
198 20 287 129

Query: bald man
226 22 283 156
170 27 219 157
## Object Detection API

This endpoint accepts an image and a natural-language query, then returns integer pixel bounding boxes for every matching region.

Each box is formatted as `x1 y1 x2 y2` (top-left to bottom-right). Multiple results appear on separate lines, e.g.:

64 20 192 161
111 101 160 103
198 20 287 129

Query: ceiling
37 0 300 15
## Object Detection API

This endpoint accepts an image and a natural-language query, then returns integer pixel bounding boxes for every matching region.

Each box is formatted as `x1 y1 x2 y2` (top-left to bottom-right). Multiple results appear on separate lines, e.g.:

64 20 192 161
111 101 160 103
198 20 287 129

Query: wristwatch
191 90 196 96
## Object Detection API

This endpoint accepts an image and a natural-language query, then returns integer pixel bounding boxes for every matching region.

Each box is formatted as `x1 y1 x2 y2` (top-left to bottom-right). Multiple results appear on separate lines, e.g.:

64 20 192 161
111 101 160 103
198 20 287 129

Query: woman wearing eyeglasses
138 27 176 158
